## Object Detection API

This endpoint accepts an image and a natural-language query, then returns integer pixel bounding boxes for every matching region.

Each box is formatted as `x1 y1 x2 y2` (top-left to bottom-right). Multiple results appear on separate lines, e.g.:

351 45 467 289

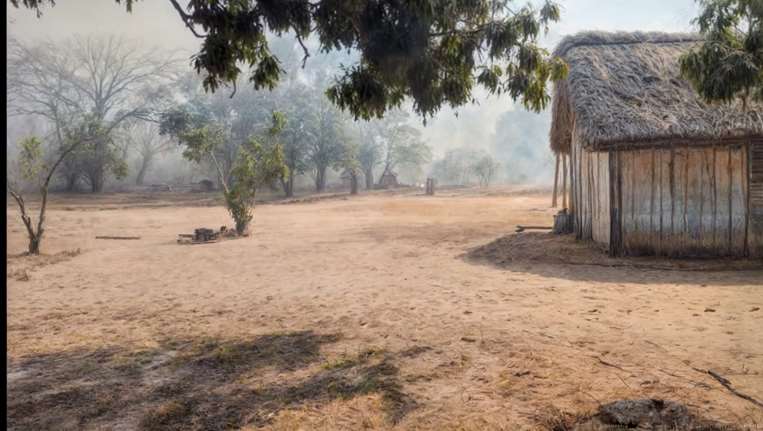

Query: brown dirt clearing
7 187 763 430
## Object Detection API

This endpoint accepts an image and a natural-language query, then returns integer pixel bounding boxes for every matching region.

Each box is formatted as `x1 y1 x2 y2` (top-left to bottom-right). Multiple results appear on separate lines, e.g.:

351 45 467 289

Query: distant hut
378 171 399 189
549 32 763 257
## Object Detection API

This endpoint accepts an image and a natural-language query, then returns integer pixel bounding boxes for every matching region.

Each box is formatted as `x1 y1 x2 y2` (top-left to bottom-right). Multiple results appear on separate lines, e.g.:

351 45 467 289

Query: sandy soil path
6 189 763 430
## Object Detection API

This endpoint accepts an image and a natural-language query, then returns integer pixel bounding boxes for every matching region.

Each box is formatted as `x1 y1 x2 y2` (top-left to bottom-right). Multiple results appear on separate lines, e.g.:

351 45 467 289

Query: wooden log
96 236 141 240
516 225 553 233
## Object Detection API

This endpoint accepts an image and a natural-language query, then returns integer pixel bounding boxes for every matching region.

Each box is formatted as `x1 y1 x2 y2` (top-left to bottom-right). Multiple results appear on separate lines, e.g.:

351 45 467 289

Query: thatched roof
550 31 763 153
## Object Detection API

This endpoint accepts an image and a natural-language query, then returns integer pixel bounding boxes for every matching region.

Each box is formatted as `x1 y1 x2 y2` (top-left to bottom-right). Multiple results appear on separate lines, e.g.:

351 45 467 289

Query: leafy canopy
161 107 287 234
13 0 567 120
680 0 763 107
225 129 288 234
18 137 46 183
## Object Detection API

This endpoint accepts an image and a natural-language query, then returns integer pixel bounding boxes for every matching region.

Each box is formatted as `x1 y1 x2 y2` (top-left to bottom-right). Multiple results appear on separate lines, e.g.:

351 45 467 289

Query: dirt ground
6 187 763 430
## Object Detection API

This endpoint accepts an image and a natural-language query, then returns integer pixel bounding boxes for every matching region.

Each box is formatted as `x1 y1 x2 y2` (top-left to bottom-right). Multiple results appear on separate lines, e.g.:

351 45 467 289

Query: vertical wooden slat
609 150 622 256
681 143 691 250
552 153 560 208
669 148 676 254
744 142 750 256
659 149 664 254
562 153 568 210
712 145 718 249
650 148 655 237
728 146 734 254
699 148 705 247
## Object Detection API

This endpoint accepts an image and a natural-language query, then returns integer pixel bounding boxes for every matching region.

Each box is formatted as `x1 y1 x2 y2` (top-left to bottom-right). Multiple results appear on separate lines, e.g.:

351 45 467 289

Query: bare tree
119 122 174 186
7 121 97 254
472 155 500 187
7 35 180 192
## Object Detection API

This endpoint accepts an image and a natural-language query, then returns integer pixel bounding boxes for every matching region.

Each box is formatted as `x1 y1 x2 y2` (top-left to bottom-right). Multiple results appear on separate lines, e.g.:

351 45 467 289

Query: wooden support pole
562 153 568 209
552 153 560 208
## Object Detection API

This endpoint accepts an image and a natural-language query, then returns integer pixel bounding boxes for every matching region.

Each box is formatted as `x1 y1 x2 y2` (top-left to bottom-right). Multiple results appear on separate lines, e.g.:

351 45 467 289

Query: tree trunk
364 168 374 189
90 174 104 193
281 171 294 197
315 166 327 192
135 157 151 186
28 234 41 255
350 173 358 195
64 173 79 192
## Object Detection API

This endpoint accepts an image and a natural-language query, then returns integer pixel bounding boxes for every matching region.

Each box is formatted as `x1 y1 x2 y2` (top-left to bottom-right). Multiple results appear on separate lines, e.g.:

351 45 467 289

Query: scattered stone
704 308 716 312
460 337 477 343
751 307 760 312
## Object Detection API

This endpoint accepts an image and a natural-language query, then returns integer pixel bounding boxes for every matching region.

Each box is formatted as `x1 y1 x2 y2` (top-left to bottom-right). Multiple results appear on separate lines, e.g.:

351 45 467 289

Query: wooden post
425 178 436 196
552 153 560 207
562 153 568 209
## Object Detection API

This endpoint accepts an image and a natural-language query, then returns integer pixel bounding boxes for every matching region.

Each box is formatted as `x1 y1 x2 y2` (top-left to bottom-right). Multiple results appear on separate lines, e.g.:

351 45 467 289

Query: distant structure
425 178 436 196
549 32 763 257
377 171 399 189
192 179 215 192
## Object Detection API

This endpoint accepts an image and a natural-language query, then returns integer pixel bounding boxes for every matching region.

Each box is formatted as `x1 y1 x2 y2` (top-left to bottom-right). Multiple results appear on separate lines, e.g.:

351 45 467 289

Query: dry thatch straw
549 31 763 154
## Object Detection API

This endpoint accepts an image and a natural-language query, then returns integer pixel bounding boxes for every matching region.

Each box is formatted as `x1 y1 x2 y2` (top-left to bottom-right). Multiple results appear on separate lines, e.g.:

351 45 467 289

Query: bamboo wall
748 141 763 257
617 145 751 256
570 135 610 245
570 136 761 257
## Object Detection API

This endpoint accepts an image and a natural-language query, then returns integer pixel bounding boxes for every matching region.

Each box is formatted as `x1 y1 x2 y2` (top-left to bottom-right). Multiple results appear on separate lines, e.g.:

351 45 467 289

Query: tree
337 139 362 195
7 35 179 192
681 0 763 108
14 0 568 120
7 121 97 254
308 98 348 193
357 122 383 189
276 83 315 197
119 122 175 186
162 108 287 234
376 111 432 184
472 154 501 187
431 148 483 185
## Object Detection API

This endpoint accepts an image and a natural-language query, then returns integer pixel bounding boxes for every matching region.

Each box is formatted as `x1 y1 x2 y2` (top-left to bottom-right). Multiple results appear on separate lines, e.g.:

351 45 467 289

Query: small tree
337 139 362 195
472 155 501 187
119 122 174 186
7 135 83 254
163 111 288 235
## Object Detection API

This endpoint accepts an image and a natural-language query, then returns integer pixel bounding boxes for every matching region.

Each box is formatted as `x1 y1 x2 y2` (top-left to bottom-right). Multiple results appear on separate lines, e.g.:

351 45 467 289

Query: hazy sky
7 0 700 157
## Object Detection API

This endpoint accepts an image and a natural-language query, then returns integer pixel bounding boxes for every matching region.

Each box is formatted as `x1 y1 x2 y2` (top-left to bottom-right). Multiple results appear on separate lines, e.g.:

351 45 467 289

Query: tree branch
168 0 208 39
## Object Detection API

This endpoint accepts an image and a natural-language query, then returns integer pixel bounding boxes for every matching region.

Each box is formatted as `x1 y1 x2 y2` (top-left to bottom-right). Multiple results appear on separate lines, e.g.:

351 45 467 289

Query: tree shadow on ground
7 330 421 430
462 232 763 286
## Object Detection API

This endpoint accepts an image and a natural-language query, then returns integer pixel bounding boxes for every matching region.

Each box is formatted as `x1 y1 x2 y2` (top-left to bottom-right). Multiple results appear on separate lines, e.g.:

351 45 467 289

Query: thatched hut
550 32 763 257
